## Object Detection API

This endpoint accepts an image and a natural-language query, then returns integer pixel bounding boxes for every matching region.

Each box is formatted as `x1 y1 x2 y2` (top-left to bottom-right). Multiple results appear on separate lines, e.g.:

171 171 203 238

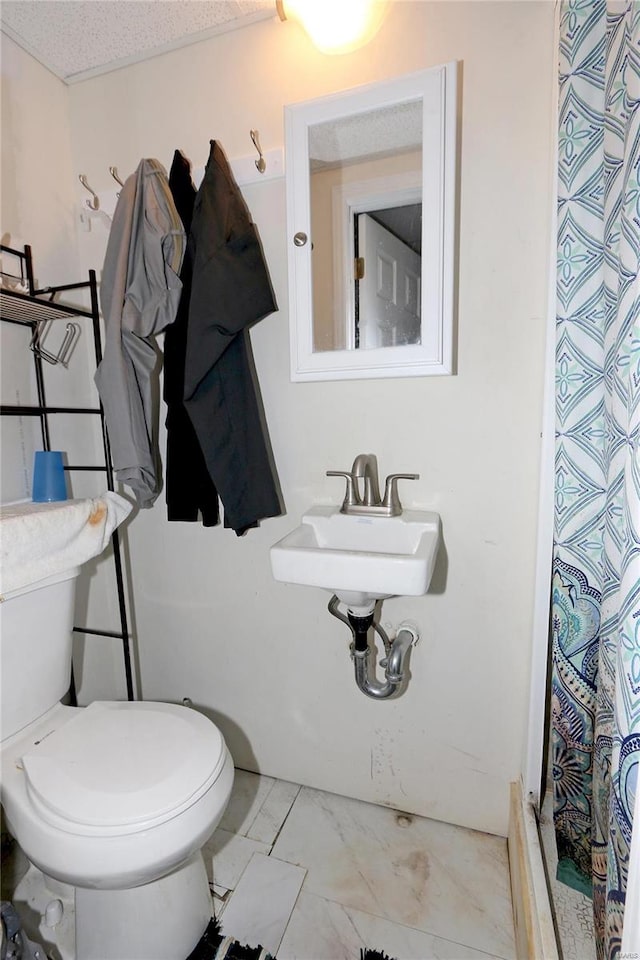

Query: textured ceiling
1 0 275 84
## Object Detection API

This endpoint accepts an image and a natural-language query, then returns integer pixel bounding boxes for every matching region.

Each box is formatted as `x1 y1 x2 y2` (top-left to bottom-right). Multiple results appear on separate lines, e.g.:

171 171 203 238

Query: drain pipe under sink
328 596 419 700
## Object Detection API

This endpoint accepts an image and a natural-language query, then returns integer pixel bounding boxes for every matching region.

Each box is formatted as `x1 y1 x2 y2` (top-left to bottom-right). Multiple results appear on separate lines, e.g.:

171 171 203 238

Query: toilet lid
22 701 226 832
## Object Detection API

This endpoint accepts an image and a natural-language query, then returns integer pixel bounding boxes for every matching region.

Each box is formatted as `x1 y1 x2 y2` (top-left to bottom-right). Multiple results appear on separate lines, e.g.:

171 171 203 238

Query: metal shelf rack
0 242 134 701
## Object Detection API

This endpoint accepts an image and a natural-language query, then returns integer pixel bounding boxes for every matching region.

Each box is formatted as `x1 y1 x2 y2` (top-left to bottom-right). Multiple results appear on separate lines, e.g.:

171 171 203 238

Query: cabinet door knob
293 231 308 247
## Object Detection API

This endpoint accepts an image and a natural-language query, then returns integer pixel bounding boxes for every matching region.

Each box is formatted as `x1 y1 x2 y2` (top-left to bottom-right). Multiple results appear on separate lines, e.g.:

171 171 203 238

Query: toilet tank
0 567 80 740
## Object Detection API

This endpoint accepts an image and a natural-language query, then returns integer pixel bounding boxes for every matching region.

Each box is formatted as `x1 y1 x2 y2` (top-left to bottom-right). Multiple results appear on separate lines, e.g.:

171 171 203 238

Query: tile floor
2 769 518 960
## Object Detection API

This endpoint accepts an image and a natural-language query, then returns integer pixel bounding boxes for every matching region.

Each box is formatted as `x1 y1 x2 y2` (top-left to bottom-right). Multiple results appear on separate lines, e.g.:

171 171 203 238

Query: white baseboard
508 780 559 960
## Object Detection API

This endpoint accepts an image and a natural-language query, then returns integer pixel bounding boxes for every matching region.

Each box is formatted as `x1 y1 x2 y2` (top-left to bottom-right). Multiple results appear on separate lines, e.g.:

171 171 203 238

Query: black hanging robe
165 151 220 526
165 142 282 534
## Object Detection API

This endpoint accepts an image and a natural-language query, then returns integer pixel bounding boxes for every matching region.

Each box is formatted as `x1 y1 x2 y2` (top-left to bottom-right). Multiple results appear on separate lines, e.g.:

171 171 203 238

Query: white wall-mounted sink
270 506 440 612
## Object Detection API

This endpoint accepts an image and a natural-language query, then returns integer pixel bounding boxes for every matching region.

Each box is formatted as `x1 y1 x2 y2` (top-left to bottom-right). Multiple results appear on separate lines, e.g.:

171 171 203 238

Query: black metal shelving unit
0 242 134 701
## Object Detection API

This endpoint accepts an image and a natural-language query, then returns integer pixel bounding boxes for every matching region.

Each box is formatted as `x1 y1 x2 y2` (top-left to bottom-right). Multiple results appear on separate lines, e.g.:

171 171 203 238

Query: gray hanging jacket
95 158 185 508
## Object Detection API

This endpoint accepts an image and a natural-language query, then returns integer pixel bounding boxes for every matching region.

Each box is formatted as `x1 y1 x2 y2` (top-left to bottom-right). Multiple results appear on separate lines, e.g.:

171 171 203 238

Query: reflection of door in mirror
355 206 421 349
308 101 422 353
310 150 422 351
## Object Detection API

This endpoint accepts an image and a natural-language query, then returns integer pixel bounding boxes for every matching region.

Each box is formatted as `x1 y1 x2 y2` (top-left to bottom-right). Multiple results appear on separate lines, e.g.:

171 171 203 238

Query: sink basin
270 506 440 611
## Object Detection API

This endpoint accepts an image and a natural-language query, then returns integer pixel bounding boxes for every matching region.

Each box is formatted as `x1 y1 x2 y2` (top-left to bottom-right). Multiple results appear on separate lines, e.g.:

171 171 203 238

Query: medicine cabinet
284 62 458 382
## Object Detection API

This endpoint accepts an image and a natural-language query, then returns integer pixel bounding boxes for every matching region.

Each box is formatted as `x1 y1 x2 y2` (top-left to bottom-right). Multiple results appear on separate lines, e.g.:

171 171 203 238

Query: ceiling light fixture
275 0 388 55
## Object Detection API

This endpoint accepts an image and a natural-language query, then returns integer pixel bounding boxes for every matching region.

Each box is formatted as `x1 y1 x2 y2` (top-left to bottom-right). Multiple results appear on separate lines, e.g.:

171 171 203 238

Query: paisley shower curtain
552 2 640 957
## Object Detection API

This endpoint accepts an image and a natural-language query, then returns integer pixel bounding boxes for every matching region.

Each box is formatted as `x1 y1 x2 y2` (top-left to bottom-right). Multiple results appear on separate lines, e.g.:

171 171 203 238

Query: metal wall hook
109 166 124 198
79 174 100 210
109 166 125 187
250 130 267 174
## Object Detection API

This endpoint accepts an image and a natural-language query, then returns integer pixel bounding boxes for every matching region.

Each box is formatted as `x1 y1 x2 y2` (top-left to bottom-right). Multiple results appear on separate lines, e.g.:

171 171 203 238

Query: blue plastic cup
32 450 68 502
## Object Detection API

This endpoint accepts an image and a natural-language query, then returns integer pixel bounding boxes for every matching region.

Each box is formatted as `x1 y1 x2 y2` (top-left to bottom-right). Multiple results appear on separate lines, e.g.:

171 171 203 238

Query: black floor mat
187 916 397 960
186 918 273 959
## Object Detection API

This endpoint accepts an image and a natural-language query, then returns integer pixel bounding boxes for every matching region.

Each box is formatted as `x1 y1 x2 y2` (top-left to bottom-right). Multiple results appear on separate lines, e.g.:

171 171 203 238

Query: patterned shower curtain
552 2 640 957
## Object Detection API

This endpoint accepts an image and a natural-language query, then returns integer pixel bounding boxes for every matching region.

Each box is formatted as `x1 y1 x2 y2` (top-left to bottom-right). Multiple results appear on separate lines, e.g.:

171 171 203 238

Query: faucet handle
382 473 419 516
327 470 362 511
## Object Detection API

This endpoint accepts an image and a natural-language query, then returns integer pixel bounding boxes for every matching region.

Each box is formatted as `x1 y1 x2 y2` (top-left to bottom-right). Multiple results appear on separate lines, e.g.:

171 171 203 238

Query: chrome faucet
352 453 381 507
327 453 419 517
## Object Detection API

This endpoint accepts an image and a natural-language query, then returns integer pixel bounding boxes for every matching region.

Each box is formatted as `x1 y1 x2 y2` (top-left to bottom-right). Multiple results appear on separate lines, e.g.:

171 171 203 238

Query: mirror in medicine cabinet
284 62 458 382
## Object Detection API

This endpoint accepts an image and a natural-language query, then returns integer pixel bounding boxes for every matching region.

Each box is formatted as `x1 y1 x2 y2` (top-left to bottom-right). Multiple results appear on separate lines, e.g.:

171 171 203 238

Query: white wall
1 36 78 285
2 1 555 836
0 35 131 701
1 35 80 504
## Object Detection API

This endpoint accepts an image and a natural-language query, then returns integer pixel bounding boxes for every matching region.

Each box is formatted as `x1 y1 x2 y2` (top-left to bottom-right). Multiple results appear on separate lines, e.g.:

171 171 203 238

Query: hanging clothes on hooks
166 141 282 534
164 150 220 526
95 158 185 508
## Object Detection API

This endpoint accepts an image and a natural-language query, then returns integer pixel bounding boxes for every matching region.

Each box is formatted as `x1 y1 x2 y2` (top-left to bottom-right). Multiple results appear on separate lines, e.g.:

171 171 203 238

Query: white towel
0 492 132 596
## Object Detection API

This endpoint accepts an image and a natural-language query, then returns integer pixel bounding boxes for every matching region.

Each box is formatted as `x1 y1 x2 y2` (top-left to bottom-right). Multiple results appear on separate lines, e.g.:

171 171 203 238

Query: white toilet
1 552 234 958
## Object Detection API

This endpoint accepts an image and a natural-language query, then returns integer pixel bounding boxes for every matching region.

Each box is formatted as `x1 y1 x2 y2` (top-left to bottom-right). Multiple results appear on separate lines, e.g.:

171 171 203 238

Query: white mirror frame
284 62 458 382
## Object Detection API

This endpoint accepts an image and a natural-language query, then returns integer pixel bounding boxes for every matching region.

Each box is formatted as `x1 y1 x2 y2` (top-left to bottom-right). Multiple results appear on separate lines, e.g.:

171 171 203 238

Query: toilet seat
22 701 226 836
